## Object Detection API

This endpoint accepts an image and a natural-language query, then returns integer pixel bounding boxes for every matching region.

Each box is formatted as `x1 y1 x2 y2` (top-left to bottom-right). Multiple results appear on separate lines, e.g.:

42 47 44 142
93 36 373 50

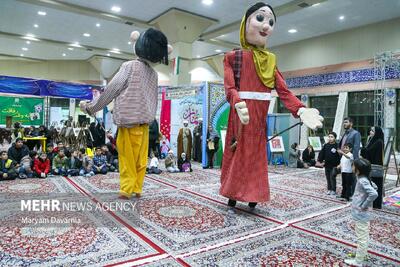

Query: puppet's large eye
256 14 264 22
269 19 274 27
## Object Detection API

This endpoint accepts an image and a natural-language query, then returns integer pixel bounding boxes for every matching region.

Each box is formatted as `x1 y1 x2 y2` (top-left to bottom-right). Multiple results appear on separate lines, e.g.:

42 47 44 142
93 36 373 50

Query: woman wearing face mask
360 126 384 209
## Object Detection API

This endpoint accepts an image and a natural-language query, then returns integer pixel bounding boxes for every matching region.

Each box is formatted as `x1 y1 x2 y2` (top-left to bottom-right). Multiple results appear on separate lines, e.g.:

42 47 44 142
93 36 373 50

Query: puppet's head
130 28 173 65
241 2 276 49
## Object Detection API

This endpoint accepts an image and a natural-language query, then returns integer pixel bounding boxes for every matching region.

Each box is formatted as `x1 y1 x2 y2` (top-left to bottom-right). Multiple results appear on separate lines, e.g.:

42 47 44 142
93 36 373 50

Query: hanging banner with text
0 96 44 126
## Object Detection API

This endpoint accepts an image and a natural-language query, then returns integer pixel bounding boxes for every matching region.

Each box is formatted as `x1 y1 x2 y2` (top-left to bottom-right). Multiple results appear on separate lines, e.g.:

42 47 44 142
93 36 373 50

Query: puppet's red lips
259 32 268 37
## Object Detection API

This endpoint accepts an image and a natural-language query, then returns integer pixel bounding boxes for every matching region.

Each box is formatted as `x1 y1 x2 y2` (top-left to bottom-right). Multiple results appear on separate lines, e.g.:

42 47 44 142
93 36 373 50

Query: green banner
0 96 44 126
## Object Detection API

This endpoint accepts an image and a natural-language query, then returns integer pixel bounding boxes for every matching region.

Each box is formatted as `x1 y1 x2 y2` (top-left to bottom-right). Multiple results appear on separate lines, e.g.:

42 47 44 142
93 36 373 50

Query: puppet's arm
223 52 249 125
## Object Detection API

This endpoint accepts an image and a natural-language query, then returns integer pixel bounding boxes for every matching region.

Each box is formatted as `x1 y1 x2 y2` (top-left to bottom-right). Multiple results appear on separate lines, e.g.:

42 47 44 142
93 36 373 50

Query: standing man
338 117 361 198
148 118 159 157
177 120 192 161
192 118 203 162
80 28 172 199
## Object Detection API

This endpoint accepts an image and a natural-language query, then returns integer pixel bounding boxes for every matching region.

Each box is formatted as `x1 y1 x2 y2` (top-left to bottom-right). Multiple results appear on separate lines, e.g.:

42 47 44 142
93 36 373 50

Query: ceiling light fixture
69 42 82 48
339 15 345 20
62 53 66 57
22 35 39 41
202 0 213 5
215 49 222 53
83 33 91 37
96 23 101 27
26 41 31 44
312 3 320 7
128 41 131 45
22 47 28 51
37 11 46 16
107 53 111 56
110 49 121 54
196 55 201 58
34 24 39 28
20 54 24 57
288 29 297 33
111 6 121 12
68 47 74 50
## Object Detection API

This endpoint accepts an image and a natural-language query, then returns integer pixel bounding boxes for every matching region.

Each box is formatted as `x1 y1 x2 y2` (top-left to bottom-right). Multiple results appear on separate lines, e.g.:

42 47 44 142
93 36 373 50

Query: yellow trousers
117 125 149 198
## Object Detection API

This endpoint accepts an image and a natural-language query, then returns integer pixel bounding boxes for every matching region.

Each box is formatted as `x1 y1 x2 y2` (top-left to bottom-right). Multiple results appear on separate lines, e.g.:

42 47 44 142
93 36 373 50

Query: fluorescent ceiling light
22 36 40 41
26 41 31 44
215 49 222 53
111 6 121 12
339 15 345 20
62 53 66 57
110 49 121 54
196 55 201 58
37 11 46 16
96 23 101 27
83 33 91 37
68 47 74 50
202 0 213 5
128 41 131 45
107 53 111 56
288 29 297 33
34 24 39 28
69 42 82 48
20 54 24 57
22 47 28 51
312 3 320 6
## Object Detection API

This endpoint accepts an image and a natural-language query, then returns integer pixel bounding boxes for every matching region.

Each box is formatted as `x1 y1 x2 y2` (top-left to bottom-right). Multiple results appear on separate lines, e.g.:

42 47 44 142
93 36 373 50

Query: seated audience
19 150 37 179
165 150 179 173
79 148 94 177
302 145 316 166
34 152 51 178
178 152 192 172
148 152 162 174
92 147 107 174
8 138 29 165
67 149 83 177
0 151 17 181
52 149 68 176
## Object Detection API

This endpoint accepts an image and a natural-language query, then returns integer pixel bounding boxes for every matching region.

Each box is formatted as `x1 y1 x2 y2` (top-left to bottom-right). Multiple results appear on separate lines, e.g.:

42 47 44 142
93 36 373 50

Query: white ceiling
0 0 399 61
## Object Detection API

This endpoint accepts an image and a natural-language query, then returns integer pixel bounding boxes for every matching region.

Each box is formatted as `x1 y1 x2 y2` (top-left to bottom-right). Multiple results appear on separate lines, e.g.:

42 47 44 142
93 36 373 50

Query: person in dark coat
205 125 219 169
302 145 316 166
148 119 159 157
192 118 203 162
7 138 29 165
360 126 384 209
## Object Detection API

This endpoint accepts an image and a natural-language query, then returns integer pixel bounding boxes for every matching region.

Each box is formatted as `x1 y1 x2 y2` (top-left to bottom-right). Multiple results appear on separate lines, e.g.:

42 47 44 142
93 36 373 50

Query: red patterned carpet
0 163 399 266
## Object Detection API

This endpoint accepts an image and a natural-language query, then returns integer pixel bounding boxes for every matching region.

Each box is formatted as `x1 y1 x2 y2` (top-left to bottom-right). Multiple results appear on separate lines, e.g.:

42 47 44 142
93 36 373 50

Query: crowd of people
289 117 384 210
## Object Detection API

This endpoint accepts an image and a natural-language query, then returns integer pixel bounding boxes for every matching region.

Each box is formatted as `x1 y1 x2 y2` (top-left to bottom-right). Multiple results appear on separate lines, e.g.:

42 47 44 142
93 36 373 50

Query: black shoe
228 199 236 207
248 202 257 208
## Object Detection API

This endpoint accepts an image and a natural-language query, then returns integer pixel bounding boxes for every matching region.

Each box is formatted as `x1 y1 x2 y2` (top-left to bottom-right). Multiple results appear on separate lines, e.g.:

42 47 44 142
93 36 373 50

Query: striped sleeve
86 61 133 115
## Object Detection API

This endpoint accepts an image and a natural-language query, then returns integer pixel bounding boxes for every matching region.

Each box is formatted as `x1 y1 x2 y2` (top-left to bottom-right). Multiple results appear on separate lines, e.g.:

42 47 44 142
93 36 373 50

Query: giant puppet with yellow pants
80 29 172 199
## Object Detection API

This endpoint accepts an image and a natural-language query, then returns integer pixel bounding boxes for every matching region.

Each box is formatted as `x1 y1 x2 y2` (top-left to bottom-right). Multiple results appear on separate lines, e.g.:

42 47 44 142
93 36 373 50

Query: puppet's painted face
246 6 275 48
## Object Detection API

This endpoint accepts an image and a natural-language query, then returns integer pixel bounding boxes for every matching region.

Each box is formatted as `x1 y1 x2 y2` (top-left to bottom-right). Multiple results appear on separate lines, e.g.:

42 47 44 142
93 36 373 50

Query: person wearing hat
80 28 172 199
220 2 324 209
192 118 203 163
177 120 192 161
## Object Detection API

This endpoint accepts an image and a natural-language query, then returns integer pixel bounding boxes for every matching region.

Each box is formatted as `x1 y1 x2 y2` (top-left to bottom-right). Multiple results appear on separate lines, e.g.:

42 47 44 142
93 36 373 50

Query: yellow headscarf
239 15 276 88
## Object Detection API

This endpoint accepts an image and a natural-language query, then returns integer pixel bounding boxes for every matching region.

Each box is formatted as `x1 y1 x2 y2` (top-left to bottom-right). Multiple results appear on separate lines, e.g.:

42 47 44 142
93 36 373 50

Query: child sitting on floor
148 152 162 174
67 149 83 177
178 152 192 172
165 150 179 173
0 151 17 181
79 148 94 177
19 151 37 179
33 152 50 178
92 147 107 175
52 149 68 176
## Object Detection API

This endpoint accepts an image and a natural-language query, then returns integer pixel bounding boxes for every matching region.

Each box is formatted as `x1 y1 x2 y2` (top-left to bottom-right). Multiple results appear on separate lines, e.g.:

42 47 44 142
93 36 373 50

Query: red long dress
220 50 304 203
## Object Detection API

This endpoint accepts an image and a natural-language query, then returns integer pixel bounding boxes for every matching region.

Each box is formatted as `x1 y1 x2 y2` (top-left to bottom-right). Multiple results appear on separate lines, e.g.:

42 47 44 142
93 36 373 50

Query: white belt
238 91 271 101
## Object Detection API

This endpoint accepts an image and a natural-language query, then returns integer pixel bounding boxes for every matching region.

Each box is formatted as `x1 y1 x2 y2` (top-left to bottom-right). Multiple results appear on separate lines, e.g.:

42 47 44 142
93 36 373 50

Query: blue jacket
339 128 361 160
351 177 378 222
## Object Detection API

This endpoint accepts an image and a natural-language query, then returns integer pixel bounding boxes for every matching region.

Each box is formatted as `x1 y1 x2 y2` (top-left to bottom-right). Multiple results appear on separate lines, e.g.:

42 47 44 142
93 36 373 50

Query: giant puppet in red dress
220 2 324 208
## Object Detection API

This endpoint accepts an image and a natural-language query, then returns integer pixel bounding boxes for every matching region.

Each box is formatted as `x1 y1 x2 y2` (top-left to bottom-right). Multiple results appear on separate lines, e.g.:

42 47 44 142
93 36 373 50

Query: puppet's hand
79 101 89 114
234 101 249 125
298 108 323 130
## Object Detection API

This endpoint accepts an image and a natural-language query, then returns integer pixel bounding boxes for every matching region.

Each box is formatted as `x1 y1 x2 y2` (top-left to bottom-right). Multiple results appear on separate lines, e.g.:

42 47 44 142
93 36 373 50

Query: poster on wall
169 86 203 155
268 136 285 152
0 96 44 126
308 136 322 151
